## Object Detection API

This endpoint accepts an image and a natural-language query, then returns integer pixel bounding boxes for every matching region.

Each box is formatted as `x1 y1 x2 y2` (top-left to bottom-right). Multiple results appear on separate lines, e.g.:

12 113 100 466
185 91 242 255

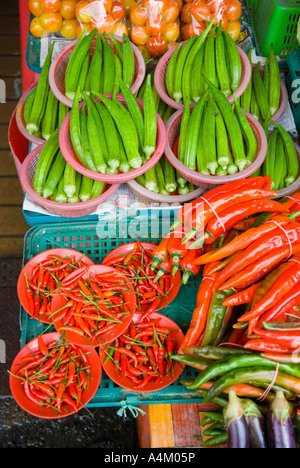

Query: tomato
30 16 50 37
207 0 230 13
40 12 63 32
109 0 126 22
185 20 206 37
59 0 76 19
180 3 191 23
60 18 78 37
209 11 229 29
226 19 241 41
76 21 92 37
28 0 44 17
146 17 164 36
40 0 61 13
226 0 242 21
162 1 179 24
130 4 148 26
190 0 211 23
146 35 167 57
76 0 93 23
113 21 128 36
131 24 150 45
163 22 179 42
92 13 115 33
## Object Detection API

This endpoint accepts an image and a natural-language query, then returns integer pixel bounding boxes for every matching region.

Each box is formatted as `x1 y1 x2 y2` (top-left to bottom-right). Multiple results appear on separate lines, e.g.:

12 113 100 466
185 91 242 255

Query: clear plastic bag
129 0 182 58
75 0 128 38
28 0 79 39
180 0 242 41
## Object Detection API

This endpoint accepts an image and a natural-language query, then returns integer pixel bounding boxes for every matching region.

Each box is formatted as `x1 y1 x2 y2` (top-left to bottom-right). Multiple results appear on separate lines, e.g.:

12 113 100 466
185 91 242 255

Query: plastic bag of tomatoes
28 0 80 39
129 0 182 59
75 0 128 38
180 0 242 42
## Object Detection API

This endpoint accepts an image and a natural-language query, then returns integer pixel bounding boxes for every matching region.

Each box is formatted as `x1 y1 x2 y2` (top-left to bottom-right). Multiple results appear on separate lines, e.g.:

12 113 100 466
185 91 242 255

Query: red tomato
163 22 179 42
113 22 128 36
146 35 167 57
131 25 150 45
226 19 241 41
60 18 78 37
40 0 61 13
30 16 49 36
75 0 93 23
109 0 126 22
40 12 63 32
226 0 242 21
146 17 164 36
28 0 44 17
190 0 211 23
59 0 76 19
130 4 148 26
181 3 192 24
162 1 179 24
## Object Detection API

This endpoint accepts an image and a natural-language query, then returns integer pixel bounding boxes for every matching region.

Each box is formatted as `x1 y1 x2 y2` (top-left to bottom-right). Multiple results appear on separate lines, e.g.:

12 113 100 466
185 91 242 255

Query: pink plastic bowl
49 34 146 108
165 108 268 189
59 95 167 184
127 178 205 205
15 84 45 146
154 43 251 110
20 144 121 218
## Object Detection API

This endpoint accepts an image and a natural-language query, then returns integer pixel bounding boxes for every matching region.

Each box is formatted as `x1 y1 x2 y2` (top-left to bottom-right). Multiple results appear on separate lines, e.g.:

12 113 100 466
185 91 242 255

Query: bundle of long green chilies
32 129 106 203
193 388 298 448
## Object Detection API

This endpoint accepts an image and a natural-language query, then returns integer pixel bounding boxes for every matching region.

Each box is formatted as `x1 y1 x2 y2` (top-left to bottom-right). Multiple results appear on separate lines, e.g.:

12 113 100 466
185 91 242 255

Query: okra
68 172 82 203
70 86 89 169
241 49 253 113
24 88 37 126
42 150 66 199
197 118 210 176
97 94 142 169
78 49 90 98
79 175 94 202
234 96 257 166
33 129 60 195
178 101 190 164
191 44 205 102
172 36 198 103
185 91 208 171
214 101 231 170
273 122 299 186
41 90 59 140
166 43 182 99
107 33 123 62
117 133 130 173
145 166 158 192
163 155 177 193
204 78 247 172
89 32 103 95
215 24 231 98
273 134 287 191
63 163 77 198
55 174 68 203
143 73 157 160
27 42 55 135
83 93 107 174
203 25 218 91
202 96 218 175
155 159 168 195
250 89 260 121
119 79 145 152
80 104 97 172
253 62 271 122
102 35 116 95
58 101 69 127
91 180 106 199
263 128 277 189
182 19 215 103
65 25 88 98
223 28 242 92
269 43 281 116
122 33 135 89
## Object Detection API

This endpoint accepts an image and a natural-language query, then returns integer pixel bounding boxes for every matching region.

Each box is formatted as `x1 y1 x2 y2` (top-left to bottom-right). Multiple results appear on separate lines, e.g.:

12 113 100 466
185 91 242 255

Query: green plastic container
19 213 204 410
246 0 300 59
286 48 300 133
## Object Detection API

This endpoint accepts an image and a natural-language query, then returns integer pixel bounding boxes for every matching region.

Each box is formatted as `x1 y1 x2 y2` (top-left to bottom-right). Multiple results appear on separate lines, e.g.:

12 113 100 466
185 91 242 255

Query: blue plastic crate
19 212 203 409
286 49 300 135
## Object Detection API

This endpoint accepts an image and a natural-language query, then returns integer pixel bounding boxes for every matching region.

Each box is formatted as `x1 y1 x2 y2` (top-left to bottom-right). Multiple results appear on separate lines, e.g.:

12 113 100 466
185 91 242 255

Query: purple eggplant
224 389 250 448
268 391 297 449
242 399 268 449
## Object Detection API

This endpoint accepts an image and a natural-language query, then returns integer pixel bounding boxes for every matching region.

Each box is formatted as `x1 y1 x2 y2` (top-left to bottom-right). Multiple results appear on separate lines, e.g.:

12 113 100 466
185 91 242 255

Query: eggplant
268 391 297 449
242 399 268 448
223 389 250 448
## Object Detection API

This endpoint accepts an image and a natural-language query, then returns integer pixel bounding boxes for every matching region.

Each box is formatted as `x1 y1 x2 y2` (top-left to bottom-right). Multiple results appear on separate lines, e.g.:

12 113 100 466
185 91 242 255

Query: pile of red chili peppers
102 316 179 389
11 335 91 415
23 253 91 322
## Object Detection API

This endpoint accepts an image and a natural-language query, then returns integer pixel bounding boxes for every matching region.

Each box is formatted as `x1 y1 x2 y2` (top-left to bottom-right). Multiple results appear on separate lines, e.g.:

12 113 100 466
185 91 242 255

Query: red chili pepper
153 259 172 282
180 248 202 285
140 298 161 321
103 254 127 266
31 381 55 398
38 335 49 357
167 229 190 274
243 339 293 354
252 327 300 350
23 379 43 405
222 283 262 307
133 373 152 389
150 237 170 270
258 282 300 325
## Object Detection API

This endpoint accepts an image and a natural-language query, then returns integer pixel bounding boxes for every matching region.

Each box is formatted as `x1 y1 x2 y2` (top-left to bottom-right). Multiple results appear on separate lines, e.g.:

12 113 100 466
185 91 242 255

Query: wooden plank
1 0 20 16
0 35 21 56
0 151 18 175
0 126 10 149
2 77 22 101
0 101 17 124
1 56 22 77
148 404 175 448
0 16 20 35
0 237 25 258
0 206 28 237
171 404 203 447
0 177 24 205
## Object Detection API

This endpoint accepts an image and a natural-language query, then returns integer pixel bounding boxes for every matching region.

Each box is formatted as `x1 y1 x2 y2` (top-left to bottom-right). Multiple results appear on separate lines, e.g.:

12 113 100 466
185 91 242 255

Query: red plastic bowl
102 242 181 313
20 144 121 218
100 312 185 392
17 248 95 324
9 332 102 419
49 34 146 108
51 265 137 347
165 108 268 189
59 95 167 184
154 42 251 110
15 84 45 146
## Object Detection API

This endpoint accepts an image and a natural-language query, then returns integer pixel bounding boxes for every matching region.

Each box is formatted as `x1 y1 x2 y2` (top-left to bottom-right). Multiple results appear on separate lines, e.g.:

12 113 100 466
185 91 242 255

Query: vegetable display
65 29 135 101
165 22 242 105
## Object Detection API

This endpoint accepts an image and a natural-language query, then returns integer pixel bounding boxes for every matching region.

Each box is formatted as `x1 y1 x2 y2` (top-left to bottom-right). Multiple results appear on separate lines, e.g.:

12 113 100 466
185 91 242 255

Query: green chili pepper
202 432 228 447
182 345 253 360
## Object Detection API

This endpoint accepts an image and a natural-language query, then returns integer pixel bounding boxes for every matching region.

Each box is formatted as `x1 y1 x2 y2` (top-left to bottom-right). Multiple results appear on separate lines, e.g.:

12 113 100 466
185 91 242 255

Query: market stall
7 0 300 449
